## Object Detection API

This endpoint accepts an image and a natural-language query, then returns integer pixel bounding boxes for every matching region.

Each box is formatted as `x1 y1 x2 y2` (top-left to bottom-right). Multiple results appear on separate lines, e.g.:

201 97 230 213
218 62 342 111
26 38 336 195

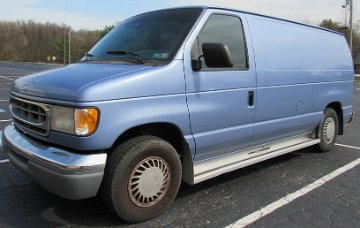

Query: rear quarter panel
245 14 354 146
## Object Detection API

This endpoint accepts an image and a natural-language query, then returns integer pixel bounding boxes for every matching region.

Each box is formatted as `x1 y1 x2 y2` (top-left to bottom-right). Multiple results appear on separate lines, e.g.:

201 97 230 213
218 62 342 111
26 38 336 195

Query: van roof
156 6 344 36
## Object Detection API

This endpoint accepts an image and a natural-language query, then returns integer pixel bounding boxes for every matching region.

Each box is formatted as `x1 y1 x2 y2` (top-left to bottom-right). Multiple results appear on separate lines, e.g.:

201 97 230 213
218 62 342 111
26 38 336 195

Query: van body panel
12 60 188 102
2 7 355 203
39 93 194 151
10 60 195 151
183 9 257 162
11 63 150 101
245 14 354 147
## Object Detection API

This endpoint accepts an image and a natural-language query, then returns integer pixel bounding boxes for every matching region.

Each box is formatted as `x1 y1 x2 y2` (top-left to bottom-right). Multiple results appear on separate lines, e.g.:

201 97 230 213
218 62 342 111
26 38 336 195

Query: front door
183 10 257 162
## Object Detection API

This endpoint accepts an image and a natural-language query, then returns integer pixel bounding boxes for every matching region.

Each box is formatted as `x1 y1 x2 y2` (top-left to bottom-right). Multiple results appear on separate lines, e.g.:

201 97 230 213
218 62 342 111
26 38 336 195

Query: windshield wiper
82 52 94 62
106 50 144 64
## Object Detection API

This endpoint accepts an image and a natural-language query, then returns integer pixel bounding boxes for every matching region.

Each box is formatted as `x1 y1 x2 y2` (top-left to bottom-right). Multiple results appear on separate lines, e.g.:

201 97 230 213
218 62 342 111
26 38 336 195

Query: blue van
2 7 354 222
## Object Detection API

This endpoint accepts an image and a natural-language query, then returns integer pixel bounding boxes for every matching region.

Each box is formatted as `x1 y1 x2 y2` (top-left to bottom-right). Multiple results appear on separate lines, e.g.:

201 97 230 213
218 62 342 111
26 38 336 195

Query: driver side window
192 14 248 70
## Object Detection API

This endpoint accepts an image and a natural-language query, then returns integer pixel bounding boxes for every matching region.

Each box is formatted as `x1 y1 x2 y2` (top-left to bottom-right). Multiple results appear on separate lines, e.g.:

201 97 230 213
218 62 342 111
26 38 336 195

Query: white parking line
0 159 9 164
0 76 14 81
0 119 11 122
0 100 9 102
0 76 22 77
336 143 360 151
226 152 360 228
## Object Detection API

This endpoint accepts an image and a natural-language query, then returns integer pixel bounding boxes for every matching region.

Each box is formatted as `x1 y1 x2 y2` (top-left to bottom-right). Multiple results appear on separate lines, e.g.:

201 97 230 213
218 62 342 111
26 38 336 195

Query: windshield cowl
80 58 170 66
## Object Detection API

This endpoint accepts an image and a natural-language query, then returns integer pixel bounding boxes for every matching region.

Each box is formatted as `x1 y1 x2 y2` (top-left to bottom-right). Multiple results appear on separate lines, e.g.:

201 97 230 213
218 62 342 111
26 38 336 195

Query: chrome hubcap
323 117 335 144
128 156 170 207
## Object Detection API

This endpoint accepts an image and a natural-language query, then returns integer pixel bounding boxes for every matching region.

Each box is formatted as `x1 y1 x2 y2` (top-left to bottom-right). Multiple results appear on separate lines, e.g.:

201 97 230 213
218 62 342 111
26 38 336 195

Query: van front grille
9 97 50 137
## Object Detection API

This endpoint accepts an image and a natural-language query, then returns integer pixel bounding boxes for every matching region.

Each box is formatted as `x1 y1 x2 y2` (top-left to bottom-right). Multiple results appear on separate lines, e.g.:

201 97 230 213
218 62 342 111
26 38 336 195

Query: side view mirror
202 43 233 68
191 43 233 71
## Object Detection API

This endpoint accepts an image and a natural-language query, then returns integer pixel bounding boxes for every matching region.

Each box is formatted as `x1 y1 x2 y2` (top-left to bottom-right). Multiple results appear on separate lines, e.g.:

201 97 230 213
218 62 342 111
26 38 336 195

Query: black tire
316 108 339 152
101 136 182 222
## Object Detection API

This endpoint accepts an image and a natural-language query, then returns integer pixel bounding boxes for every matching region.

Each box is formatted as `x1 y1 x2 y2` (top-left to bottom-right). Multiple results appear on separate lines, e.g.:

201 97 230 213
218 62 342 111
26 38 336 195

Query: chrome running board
193 136 320 184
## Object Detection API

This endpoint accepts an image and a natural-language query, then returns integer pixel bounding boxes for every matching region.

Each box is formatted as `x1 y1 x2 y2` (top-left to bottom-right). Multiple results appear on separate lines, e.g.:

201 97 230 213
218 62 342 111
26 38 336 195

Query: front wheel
317 108 339 152
101 136 182 222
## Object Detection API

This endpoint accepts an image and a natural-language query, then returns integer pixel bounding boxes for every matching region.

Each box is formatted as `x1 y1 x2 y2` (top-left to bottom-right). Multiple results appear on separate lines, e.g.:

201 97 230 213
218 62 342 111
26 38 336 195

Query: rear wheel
317 108 339 152
102 136 182 222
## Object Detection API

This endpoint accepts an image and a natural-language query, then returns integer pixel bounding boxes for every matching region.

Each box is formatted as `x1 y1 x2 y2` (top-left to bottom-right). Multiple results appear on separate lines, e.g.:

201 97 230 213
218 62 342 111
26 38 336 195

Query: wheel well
326 102 343 135
111 123 194 184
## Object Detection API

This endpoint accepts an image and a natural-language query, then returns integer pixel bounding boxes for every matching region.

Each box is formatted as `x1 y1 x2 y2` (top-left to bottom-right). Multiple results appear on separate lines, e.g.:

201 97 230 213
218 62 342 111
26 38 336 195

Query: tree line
0 20 114 64
0 19 358 64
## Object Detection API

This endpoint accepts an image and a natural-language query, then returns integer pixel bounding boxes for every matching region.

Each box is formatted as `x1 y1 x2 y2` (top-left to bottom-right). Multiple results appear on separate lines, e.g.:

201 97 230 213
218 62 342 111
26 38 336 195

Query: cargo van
2 7 354 222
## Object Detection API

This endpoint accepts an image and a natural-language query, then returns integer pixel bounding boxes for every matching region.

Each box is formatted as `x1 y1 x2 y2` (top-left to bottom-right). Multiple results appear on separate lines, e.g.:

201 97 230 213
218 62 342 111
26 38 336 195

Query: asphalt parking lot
0 61 359 227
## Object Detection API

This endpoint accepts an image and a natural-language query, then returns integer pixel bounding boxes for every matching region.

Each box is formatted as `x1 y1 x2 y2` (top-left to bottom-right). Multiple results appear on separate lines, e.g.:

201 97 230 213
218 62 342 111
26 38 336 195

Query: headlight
51 106 75 134
50 106 99 136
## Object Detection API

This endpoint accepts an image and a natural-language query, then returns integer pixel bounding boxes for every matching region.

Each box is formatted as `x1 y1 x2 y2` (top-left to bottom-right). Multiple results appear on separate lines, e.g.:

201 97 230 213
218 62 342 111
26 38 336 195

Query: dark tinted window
86 8 203 64
195 14 247 69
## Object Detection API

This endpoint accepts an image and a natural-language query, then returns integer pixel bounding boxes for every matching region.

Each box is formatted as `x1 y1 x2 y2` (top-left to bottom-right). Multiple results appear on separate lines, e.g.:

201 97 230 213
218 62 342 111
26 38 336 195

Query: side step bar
193 136 320 184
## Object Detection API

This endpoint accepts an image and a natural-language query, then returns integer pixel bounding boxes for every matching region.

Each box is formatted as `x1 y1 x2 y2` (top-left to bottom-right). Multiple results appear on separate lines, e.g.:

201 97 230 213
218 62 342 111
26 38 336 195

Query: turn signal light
74 108 99 136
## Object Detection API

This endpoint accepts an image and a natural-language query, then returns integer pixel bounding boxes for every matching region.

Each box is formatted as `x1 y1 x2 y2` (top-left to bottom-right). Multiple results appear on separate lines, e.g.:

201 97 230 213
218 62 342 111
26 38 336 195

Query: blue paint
0 108 6 113
1 7 355 204
0 132 2 149
4 7 355 156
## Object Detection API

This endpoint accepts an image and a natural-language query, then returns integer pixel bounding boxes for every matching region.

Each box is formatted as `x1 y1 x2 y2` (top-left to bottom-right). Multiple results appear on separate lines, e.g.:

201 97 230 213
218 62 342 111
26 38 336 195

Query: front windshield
83 8 203 64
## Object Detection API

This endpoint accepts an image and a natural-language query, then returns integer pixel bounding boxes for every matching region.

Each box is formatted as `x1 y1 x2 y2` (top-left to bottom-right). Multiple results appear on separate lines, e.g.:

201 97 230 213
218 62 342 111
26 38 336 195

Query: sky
0 0 359 30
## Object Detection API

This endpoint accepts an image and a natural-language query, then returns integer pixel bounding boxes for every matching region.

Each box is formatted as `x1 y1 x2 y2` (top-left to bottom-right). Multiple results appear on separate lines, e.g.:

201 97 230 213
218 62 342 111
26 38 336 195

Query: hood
11 61 185 103
11 63 151 101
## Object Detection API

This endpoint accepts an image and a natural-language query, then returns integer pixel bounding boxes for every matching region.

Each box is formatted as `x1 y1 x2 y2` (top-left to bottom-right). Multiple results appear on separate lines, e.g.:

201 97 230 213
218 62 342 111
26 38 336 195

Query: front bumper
1 124 107 200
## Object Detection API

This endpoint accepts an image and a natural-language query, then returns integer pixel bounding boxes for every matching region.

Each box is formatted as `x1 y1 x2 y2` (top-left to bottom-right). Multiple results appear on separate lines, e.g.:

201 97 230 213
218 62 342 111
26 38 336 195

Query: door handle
248 91 254 107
